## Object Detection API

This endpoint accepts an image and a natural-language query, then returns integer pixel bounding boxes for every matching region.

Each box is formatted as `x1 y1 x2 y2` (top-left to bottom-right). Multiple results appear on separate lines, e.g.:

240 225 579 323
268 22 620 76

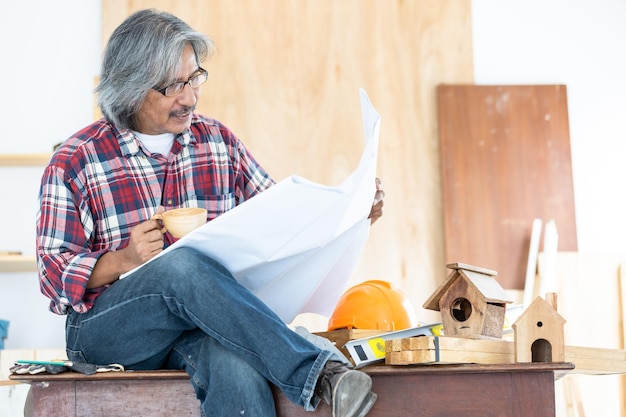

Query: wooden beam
0 154 51 167
385 336 626 375
0 255 37 273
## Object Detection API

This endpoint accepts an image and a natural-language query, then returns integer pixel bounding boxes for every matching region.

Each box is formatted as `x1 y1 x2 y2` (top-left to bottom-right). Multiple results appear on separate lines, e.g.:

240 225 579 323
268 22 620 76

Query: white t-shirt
133 131 176 157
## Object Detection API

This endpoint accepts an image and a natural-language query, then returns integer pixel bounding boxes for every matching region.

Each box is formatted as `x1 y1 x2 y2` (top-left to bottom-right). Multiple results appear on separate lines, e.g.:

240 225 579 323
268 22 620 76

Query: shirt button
167 199 173 205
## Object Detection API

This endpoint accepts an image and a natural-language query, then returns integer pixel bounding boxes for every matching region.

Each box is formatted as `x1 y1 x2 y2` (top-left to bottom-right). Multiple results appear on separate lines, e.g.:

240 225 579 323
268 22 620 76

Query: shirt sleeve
36 162 106 314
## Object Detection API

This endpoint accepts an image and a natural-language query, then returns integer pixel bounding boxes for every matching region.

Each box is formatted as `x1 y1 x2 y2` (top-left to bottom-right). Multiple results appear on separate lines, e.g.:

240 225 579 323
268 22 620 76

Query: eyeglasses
155 68 208 96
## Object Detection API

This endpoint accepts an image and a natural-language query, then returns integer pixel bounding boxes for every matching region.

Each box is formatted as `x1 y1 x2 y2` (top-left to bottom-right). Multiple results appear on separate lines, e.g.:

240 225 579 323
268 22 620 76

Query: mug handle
150 213 167 234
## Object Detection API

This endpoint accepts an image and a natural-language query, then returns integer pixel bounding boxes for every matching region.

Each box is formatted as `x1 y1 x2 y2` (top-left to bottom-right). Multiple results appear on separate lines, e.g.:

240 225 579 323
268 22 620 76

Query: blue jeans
65 247 331 416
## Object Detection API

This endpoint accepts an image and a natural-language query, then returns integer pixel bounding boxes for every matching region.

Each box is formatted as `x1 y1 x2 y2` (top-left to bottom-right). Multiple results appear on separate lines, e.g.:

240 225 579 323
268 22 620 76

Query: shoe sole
355 391 377 417
332 370 376 417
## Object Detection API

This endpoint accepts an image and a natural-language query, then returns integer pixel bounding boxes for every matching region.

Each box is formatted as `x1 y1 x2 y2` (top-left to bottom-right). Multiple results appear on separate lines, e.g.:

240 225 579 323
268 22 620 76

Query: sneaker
315 361 377 417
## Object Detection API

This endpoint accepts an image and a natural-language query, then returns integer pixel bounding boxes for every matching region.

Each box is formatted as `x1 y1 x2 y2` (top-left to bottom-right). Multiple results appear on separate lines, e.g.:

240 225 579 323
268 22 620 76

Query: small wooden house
512 293 566 363
423 262 514 339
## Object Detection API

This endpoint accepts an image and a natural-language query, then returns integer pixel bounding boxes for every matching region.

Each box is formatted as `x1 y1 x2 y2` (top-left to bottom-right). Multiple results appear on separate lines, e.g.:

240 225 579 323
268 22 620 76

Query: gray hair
96 9 215 130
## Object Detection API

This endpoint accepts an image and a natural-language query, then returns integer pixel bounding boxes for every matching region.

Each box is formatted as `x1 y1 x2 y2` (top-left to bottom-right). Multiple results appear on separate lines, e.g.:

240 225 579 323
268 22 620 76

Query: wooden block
386 336 514 355
387 349 513 365
384 335 626 374
315 329 387 346
385 336 430 353
386 336 515 365
315 329 387 362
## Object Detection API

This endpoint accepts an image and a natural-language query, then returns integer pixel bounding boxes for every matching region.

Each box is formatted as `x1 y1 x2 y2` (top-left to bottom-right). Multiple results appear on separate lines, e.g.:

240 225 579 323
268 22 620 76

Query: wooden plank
0 154 51 167
565 345 625 363
386 335 513 354
438 85 577 290
387 349 513 365
314 328 387 361
0 255 37 273
384 336 626 375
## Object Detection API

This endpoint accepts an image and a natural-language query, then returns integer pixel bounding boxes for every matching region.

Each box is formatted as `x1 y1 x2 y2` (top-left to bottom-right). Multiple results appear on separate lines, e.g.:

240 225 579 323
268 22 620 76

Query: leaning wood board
437 85 577 290
385 336 626 375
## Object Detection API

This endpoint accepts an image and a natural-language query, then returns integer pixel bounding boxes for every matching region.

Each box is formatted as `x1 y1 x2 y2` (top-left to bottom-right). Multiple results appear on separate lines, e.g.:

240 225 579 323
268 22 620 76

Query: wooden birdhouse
423 262 514 339
512 293 566 363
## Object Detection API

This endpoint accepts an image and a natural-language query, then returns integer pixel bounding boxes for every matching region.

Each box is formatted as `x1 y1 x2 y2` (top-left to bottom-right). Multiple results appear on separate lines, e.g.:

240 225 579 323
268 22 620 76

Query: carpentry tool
344 323 442 368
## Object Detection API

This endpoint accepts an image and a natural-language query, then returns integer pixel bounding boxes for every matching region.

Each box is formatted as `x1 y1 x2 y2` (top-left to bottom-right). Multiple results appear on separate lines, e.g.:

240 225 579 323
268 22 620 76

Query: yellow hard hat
327 280 418 331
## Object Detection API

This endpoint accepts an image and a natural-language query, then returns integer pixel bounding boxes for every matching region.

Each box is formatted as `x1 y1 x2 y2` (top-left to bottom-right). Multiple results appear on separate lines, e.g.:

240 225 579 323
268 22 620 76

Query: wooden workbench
11 362 573 416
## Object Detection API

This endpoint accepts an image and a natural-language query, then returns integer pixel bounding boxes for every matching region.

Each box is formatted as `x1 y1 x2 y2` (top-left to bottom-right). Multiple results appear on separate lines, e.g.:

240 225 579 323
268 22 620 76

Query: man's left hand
368 178 385 225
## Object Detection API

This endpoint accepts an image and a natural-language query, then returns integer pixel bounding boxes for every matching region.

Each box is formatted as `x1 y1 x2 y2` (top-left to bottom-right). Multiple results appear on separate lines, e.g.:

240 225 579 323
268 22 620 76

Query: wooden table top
10 362 575 382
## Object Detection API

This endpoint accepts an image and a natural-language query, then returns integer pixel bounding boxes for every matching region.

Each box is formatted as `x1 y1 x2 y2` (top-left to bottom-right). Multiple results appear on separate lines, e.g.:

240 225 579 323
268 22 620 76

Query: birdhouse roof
512 296 566 328
423 263 514 311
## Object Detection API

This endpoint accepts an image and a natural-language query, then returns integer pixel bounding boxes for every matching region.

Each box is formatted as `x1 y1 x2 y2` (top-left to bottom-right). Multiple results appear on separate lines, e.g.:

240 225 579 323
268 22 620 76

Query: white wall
0 0 102 349
1 0 625 351
0 0 102 154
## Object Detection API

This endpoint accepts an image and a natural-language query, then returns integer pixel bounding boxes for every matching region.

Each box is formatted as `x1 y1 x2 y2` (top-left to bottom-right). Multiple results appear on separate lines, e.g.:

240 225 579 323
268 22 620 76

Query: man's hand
124 209 166 265
368 178 385 225
87 207 165 289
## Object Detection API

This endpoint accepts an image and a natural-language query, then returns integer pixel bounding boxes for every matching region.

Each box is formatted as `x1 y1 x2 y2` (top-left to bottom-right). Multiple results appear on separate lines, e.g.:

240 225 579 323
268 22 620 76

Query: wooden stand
11 363 573 417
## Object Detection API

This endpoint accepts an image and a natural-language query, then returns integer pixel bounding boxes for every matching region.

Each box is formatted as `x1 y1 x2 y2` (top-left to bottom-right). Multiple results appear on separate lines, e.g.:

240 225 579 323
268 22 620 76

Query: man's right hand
125 206 166 265
86 208 165 289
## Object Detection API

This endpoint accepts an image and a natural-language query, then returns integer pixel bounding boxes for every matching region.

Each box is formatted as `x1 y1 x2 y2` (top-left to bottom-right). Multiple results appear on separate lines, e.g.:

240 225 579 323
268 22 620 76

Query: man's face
134 44 200 135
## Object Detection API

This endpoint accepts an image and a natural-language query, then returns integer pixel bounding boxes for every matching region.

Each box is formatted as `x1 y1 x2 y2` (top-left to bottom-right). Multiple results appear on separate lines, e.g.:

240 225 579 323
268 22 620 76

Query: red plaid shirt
37 115 274 314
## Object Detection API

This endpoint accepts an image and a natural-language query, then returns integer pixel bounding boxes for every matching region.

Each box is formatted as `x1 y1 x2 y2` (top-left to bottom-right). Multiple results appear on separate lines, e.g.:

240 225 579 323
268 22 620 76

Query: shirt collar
116 126 197 157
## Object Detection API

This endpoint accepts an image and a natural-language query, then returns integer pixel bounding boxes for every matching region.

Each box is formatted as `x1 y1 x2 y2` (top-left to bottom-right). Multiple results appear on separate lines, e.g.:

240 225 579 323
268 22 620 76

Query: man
36 9 383 417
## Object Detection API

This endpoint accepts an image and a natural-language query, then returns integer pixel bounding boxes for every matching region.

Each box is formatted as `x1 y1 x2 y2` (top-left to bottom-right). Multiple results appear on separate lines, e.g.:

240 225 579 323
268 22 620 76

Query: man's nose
177 83 197 106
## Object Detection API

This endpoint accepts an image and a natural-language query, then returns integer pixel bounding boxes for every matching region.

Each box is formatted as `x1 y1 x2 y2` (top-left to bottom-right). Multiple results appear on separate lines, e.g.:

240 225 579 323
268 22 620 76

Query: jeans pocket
66 348 89 363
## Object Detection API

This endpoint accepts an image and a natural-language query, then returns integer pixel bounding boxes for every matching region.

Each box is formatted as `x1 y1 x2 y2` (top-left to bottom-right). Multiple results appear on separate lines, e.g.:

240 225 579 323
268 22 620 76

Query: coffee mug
152 207 207 238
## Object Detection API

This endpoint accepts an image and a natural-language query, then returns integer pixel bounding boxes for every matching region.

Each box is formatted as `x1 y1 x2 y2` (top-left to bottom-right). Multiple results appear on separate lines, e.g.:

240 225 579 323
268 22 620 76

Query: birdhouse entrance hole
451 298 472 322
531 338 552 362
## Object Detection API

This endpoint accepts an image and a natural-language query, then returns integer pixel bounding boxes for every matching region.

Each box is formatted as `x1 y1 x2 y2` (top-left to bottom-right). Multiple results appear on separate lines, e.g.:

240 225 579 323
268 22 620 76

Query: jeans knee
165 247 231 278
